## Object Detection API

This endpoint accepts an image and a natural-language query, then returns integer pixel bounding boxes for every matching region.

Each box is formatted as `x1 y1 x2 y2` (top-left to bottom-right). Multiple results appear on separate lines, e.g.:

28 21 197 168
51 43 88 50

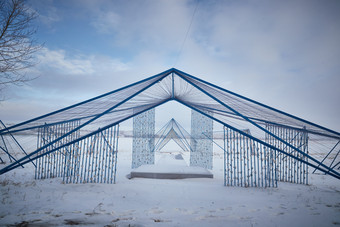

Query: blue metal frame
312 140 340 174
1 68 340 184
0 120 35 167
58 124 119 184
201 132 224 151
35 120 80 180
0 138 18 165
223 126 277 187
153 118 193 152
266 123 308 184
173 68 340 139
155 129 188 152
190 103 338 140
176 99 340 180
0 73 172 174
0 98 173 174
0 69 174 135
174 71 340 178
172 119 192 149
328 149 340 173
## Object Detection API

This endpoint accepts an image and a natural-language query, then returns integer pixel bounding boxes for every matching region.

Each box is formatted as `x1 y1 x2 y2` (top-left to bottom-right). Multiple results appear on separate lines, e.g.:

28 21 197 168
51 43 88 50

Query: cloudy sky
1 0 340 131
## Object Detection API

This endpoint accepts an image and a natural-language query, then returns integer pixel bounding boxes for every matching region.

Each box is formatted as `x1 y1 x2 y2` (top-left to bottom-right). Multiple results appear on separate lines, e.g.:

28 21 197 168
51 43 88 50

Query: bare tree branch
0 0 42 97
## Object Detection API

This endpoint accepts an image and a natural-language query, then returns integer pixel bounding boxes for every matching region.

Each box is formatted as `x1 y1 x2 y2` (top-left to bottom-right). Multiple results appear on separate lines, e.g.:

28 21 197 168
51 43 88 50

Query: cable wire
173 0 199 67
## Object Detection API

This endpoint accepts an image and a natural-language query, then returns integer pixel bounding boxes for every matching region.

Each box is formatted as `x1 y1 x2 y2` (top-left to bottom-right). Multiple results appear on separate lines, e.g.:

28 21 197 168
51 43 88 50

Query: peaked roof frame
153 118 193 152
0 68 339 179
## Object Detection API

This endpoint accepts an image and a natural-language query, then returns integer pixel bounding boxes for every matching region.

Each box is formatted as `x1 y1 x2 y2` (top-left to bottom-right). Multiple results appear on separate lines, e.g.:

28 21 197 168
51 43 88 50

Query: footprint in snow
152 218 172 223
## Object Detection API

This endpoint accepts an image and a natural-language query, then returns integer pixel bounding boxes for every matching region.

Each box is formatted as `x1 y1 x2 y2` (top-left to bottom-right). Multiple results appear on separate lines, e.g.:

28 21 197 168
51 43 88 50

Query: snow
1 138 340 226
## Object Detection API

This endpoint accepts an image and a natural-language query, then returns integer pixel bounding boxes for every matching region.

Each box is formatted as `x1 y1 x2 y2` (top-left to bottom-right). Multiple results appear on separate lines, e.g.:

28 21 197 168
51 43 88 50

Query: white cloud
36 48 129 76
37 48 94 74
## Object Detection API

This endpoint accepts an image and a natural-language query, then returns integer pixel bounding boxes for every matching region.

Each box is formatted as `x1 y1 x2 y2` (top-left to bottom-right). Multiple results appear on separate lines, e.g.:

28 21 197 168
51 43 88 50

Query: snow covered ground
1 138 340 227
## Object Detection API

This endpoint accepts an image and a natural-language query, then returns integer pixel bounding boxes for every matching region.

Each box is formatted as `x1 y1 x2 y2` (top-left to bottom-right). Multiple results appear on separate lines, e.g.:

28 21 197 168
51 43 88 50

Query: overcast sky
1 0 339 132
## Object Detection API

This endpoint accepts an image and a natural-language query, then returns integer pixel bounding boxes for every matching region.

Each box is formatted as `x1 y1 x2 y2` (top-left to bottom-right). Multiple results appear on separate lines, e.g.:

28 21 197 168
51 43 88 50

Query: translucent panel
190 110 213 170
132 109 155 169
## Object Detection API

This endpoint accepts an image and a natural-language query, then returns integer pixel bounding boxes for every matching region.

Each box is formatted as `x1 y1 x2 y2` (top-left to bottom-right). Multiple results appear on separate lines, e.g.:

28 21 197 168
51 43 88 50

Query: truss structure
266 124 309 184
0 120 34 166
153 118 192 152
0 68 339 186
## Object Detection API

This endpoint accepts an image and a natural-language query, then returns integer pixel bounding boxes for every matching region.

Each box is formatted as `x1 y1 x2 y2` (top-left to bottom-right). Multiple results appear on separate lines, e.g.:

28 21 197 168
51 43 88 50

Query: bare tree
0 0 41 95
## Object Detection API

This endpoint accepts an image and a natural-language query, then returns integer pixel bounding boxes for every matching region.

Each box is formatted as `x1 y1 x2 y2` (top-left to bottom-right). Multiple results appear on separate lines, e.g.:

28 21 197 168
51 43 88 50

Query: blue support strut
174 71 340 178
